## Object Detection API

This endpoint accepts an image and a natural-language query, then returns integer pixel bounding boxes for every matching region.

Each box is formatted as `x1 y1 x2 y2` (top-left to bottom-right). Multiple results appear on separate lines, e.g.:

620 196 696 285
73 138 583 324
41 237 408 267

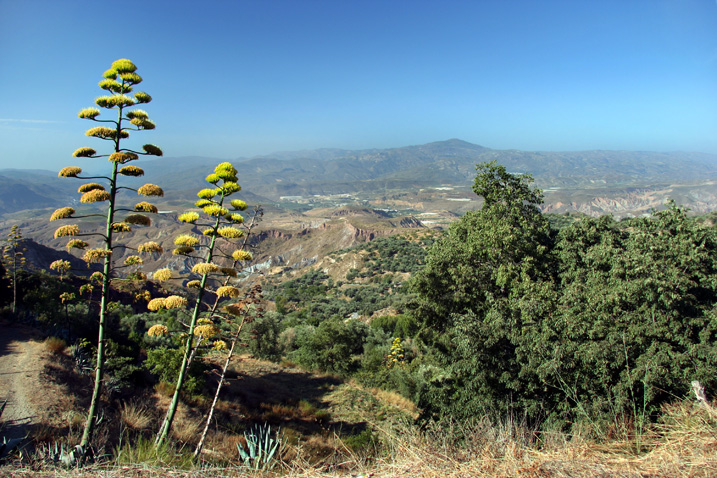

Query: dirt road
0 324 44 441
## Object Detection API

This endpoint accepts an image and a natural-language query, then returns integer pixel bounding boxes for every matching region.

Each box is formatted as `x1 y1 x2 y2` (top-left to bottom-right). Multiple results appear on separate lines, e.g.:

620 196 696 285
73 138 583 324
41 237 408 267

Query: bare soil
0 322 68 442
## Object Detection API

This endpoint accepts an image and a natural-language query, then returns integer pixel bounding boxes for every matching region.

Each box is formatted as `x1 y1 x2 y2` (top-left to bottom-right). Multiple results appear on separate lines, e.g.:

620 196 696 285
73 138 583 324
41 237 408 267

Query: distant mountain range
2 139 717 218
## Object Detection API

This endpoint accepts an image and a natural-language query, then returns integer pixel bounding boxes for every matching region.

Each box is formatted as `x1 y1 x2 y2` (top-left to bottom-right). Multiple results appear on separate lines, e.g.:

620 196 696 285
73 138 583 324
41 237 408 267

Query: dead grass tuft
121 401 153 430
43 336 67 354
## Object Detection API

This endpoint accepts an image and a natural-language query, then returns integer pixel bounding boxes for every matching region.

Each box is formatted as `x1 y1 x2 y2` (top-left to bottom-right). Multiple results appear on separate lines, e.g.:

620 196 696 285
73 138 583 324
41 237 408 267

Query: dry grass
121 402 153 431
4 402 717 477
43 336 67 354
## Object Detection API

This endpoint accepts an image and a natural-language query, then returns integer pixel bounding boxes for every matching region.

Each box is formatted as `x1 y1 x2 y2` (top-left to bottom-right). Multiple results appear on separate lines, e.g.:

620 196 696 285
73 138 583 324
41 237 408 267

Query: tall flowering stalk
51 59 164 452
149 162 261 448
2 225 27 314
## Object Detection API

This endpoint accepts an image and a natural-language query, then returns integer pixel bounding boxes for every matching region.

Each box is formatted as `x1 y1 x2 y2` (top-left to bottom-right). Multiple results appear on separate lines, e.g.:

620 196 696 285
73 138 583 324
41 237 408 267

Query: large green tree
539 205 717 423
411 161 556 419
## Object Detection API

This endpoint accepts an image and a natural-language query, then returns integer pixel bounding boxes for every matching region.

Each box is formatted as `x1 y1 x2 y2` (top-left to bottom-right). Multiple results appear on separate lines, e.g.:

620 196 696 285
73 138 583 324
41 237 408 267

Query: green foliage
247 312 282 361
537 206 717 422
289 318 369 376
410 161 554 419
145 347 206 396
411 162 717 428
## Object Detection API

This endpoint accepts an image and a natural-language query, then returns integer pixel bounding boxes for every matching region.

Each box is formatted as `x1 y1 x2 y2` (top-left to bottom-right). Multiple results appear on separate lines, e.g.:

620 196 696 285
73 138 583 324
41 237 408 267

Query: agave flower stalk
2 225 27 314
194 209 264 458
153 162 259 448
53 59 163 455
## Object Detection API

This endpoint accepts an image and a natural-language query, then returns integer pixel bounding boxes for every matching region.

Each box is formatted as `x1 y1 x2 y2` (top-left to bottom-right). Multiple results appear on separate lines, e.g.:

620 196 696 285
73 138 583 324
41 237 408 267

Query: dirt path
0 324 45 441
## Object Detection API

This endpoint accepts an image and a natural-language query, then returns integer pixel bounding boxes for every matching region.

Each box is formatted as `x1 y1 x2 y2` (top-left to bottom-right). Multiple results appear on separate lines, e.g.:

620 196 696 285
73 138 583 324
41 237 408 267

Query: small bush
44 337 67 354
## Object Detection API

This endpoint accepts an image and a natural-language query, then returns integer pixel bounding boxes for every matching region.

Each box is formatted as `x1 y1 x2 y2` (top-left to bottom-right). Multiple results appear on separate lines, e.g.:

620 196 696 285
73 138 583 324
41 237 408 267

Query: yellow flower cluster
147 298 166 311
203 205 228 217
142 144 162 156
197 188 216 199
50 207 75 221
192 262 219 275
194 324 220 338
111 223 131 233
66 239 88 251
54 225 80 238
137 184 164 197
147 324 169 337
178 212 199 224
228 213 244 224
230 199 248 211
173 246 194 255
50 259 71 273
124 255 143 266
232 250 253 261
109 152 138 163
73 147 97 157
124 214 151 226
174 235 200 247
78 108 100 119
186 280 201 288
81 189 111 203
78 183 105 193
216 286 240 298
218 227 243 239
134 202 157 213
138 241 163 253
212 340 228 351
82 248 112 263
59 166 82 177
164 295 187 309
119 165 145 177
153 268 173 282
386 337 406 367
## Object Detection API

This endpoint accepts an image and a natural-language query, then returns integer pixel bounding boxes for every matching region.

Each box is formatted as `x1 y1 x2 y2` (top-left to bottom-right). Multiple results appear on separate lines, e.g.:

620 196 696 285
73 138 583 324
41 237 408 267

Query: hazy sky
1 0 716 170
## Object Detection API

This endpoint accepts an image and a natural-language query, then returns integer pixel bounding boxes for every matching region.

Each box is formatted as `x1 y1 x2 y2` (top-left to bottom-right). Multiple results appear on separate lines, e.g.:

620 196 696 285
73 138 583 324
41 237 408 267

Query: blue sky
1 0 716 170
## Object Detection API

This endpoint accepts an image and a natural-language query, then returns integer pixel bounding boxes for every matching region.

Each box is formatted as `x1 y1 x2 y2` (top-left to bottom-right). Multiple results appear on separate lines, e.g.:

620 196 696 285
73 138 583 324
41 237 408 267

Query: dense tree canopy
411 162 717 426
